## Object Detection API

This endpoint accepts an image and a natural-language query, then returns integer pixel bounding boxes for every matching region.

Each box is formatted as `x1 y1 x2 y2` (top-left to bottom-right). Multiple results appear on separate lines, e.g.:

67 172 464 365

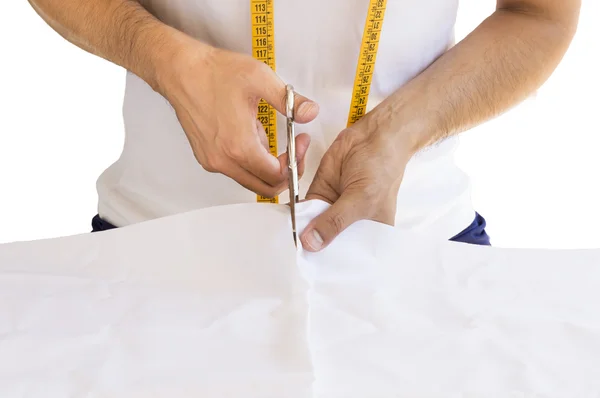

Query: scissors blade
289 192 298 246
286 84 299 246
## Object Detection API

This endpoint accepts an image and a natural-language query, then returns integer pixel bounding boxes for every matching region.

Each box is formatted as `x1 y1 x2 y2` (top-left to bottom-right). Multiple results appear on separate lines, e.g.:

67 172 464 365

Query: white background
1 1 598 248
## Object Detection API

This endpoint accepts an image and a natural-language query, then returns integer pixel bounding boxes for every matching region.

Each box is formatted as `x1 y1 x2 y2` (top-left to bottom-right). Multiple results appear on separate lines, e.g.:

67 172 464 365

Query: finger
255 119 270 152
300 192 365 252
236 140 287 187
222 161 287 198
304 155 340 205
296 133 310 178
277 133 311 178
252 66 320 124
291 92 320 124
232 120 286 187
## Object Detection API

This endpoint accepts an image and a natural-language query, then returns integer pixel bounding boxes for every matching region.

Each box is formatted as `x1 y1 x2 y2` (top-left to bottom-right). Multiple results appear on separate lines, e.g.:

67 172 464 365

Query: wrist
145 26 215 97
365 102 423 159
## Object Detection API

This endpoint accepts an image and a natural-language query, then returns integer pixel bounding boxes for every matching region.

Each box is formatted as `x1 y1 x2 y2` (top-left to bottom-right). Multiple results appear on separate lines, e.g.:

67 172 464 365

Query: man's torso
97 0 475 240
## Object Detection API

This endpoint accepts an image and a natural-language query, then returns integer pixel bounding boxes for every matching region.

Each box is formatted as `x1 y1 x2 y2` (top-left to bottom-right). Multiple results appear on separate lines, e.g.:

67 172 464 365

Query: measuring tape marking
250 0 387 202
251 0 279 204
347 0 388 127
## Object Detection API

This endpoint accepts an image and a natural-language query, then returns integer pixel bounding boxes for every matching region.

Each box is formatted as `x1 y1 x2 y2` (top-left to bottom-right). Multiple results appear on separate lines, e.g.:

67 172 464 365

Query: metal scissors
285 84 299 247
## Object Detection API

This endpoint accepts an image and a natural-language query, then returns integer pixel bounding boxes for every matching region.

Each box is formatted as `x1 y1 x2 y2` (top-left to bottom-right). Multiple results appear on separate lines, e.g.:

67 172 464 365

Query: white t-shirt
96 0 475 240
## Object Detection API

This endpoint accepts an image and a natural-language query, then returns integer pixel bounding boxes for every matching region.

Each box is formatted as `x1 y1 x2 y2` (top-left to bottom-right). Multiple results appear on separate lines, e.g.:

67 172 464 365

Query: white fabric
96 0 475 240
1 201 600 397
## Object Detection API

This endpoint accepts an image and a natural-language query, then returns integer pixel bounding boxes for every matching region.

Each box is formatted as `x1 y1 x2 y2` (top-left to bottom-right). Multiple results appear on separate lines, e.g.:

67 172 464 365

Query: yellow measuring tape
250 0 387 203
251 0 279 204
347 0 388 127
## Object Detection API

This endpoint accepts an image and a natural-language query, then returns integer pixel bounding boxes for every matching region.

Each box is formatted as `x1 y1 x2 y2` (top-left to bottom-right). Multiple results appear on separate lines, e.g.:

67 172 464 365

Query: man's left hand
299 116 414 252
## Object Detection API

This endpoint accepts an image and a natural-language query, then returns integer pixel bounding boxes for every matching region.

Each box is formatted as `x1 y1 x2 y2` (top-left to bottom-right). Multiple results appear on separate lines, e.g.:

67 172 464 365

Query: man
29 0 579 252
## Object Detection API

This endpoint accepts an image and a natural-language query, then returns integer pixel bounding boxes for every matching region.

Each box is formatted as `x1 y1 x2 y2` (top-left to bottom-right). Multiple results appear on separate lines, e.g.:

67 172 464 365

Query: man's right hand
28 0 318 198
157 38 320 198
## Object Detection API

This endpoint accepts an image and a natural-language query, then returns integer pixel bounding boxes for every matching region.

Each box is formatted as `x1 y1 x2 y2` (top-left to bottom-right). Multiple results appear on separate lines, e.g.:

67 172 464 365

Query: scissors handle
286 85 299 194
286 84 299 245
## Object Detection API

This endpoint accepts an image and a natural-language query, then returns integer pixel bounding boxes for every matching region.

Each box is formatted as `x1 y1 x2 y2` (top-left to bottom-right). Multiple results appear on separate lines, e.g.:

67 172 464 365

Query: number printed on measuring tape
250 0 279 204
347 0 388 127
249 0 388 202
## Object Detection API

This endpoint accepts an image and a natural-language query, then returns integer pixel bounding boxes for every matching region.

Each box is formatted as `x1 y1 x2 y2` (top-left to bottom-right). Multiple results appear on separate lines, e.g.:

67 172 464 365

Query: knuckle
192 151 205 166
325 212 346 234
203 164 218 173
226 143 247 161
257 187 276 199
249 60 271 80
257 60 273 75
263 184 284 198
203 156 223 173
277 90 288 113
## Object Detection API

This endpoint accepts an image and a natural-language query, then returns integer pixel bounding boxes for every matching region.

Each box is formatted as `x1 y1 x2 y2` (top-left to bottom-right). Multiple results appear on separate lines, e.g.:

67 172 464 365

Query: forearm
27 0 206 92
372 2 580 154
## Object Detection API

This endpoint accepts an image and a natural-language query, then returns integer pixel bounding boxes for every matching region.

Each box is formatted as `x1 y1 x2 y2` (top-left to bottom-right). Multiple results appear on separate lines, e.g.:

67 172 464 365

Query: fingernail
305 229 324 251
297 102 317 119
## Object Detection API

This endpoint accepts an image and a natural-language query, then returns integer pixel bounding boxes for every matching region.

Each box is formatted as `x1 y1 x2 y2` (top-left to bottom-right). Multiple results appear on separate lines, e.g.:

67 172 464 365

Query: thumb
300 193 365 252
253 66 319 124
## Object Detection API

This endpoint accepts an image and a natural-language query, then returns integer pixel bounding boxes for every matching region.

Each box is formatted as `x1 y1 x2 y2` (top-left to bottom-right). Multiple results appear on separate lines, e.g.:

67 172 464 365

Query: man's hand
159 41 320 198
28 0 320 198
300 116 413 252
301 0 580 251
